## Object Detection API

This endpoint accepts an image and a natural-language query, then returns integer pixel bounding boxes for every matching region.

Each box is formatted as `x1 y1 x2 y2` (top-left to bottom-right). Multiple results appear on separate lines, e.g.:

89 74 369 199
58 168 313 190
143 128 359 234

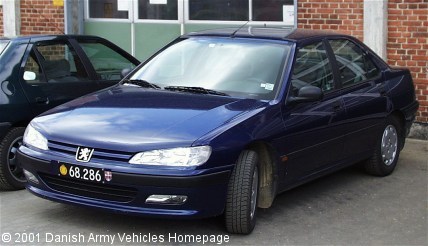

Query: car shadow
35 163 374 237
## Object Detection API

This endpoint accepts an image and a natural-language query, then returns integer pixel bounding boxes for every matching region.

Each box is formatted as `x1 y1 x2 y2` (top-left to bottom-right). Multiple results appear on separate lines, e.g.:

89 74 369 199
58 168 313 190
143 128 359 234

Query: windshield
0 40 10 55
131 37 291 100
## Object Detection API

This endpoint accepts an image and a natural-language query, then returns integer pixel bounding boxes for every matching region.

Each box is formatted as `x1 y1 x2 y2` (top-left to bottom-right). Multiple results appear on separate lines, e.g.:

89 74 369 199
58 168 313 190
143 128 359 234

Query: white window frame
84 0 297 27
84 0 182 24
84 0 133 23
184 0 297 26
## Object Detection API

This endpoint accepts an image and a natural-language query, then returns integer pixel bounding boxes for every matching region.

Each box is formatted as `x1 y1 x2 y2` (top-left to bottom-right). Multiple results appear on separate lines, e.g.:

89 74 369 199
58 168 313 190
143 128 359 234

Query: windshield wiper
164 86 229 97
122 79 160 89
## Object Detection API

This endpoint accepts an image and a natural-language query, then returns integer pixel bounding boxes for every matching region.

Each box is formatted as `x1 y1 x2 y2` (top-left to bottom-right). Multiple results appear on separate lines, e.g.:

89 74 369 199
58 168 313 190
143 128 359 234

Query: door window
291 41 334 96
329 39 380 87
23 51 43 83
27 42 89 83
78 41 137 81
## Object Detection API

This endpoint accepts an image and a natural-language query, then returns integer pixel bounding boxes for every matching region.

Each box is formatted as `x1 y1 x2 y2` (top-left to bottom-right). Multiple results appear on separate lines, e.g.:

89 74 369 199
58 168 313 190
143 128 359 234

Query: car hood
32 85 267 152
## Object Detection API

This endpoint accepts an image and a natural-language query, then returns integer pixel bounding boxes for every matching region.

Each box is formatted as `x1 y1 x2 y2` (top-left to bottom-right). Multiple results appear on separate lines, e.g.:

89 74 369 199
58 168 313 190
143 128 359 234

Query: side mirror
120 68 132 79
23 71 36 81
288 85 323 103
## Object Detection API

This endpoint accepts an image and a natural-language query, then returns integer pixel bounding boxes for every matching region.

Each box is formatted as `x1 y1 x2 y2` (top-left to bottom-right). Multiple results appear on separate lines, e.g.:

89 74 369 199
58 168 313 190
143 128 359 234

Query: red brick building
0 0 427 124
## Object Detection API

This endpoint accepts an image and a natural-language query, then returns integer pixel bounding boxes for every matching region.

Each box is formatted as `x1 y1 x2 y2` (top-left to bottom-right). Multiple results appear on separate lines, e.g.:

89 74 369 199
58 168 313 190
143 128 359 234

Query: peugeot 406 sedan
17 28 419 234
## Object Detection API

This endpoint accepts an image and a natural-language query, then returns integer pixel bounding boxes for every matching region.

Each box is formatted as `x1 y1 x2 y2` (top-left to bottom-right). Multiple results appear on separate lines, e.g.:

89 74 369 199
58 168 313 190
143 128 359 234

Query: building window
89 0 129 19
189 0 249 21
138 0 178 20
252 0 294 22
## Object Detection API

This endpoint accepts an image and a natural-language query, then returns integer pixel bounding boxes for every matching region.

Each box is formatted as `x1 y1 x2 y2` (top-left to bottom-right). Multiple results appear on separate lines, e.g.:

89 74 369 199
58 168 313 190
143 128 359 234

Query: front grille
40 173 138 203
48 140 133 162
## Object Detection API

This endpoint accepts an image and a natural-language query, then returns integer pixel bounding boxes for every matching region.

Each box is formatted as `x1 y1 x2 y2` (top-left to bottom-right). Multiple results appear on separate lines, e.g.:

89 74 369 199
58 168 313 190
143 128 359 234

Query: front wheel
225 150 259 234
0 127 26 190
364 117 402 176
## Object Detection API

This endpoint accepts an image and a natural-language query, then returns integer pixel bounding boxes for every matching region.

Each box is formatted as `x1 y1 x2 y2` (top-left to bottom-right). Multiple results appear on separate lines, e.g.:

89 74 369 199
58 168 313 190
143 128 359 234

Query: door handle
332 101 342 111
35 97 49 104
379 86 387 96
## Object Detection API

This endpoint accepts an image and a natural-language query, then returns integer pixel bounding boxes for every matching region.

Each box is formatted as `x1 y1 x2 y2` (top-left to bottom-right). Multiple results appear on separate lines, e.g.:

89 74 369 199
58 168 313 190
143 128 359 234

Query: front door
278 40 346 186
19 39 99 116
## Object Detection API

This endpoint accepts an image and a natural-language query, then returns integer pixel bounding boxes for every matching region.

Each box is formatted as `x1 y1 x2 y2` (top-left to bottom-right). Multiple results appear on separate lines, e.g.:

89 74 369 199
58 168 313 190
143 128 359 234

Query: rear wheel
364 117 402 176
225 150 259 234
0 127 26 190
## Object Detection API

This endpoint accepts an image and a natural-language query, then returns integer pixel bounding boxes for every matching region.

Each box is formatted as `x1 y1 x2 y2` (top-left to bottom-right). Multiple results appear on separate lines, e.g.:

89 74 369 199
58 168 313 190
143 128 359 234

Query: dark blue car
17 28 418 234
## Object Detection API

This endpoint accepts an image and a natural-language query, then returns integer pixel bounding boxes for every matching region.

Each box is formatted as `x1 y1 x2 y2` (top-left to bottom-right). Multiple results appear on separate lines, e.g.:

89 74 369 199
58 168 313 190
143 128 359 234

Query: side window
23 51 44 83
329 39 380 87
291 41 334 96
35 42 89 83
78 41 136 81
364 53 381 79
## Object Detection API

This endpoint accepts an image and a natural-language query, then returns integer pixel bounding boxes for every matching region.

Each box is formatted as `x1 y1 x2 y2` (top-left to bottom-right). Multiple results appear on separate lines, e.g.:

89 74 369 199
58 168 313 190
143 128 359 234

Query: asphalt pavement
0 139 427 245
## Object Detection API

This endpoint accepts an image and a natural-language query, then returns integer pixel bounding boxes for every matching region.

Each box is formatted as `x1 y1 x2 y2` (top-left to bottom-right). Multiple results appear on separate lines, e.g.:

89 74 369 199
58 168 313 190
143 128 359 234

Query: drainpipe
364 0 388 60
64 0 84 35
3 0 20 36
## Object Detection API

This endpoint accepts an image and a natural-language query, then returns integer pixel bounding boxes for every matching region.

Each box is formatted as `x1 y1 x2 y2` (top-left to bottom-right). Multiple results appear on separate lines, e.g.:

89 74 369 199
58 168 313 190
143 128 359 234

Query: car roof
1 34 105 42
185 27 348 43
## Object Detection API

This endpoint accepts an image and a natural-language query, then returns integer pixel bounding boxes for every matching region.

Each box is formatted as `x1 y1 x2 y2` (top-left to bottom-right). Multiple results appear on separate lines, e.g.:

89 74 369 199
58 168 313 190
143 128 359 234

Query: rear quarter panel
384 68 418 121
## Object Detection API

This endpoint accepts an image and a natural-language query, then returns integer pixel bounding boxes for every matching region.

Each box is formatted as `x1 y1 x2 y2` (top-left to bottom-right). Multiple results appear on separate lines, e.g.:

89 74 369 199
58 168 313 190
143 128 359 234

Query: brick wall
387 0 427 123
20 0 64 35
0 5 3 36
298 0 427 123
297 0 364 41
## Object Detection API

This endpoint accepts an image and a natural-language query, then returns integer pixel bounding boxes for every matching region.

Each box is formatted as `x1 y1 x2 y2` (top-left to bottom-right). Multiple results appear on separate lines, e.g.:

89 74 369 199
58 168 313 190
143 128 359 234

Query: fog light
145 195 187 205
23 169 39 184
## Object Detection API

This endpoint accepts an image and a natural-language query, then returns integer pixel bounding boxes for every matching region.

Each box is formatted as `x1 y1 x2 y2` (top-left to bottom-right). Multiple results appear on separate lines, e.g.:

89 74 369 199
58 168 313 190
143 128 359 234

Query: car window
131 37 290 100
22 50 44 83
291 41 334 96
29 42 90 83
329 39 380 87
0 40 9 55
78 41 136 81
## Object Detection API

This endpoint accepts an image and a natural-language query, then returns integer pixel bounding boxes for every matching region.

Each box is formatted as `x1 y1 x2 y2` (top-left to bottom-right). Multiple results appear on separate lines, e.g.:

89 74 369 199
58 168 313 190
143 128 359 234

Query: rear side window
291 41 335 95
78 41 136 81
23 41 90 83
329 39 380 87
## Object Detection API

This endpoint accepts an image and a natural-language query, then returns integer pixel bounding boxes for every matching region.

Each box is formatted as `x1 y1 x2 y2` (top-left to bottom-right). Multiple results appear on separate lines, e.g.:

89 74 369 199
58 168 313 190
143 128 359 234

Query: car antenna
231 20 251 38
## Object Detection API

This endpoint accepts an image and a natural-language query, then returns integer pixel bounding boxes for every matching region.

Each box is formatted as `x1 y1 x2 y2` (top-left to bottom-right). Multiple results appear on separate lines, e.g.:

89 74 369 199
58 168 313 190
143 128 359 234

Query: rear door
327 38 387 159
19 38 98 116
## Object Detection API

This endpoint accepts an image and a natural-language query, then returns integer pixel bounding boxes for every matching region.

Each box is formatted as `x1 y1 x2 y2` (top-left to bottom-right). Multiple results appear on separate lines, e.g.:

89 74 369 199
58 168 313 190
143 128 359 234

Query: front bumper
17 150 231 219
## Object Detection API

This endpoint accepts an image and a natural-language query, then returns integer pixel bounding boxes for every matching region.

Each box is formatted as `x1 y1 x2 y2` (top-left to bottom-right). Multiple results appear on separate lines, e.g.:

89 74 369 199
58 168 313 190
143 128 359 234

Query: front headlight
23 124 48 150
129 146 211 167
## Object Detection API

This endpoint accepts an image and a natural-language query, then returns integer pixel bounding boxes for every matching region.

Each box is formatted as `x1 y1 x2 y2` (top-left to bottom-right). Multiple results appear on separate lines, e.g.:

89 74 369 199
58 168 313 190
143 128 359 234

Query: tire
0 127 26 190
225 150 259 234
364 116 402 176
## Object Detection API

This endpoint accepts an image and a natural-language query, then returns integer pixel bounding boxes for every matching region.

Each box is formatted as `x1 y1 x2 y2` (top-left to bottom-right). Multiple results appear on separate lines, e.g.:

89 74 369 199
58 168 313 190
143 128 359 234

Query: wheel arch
245 141 278 209
389 110 406 149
